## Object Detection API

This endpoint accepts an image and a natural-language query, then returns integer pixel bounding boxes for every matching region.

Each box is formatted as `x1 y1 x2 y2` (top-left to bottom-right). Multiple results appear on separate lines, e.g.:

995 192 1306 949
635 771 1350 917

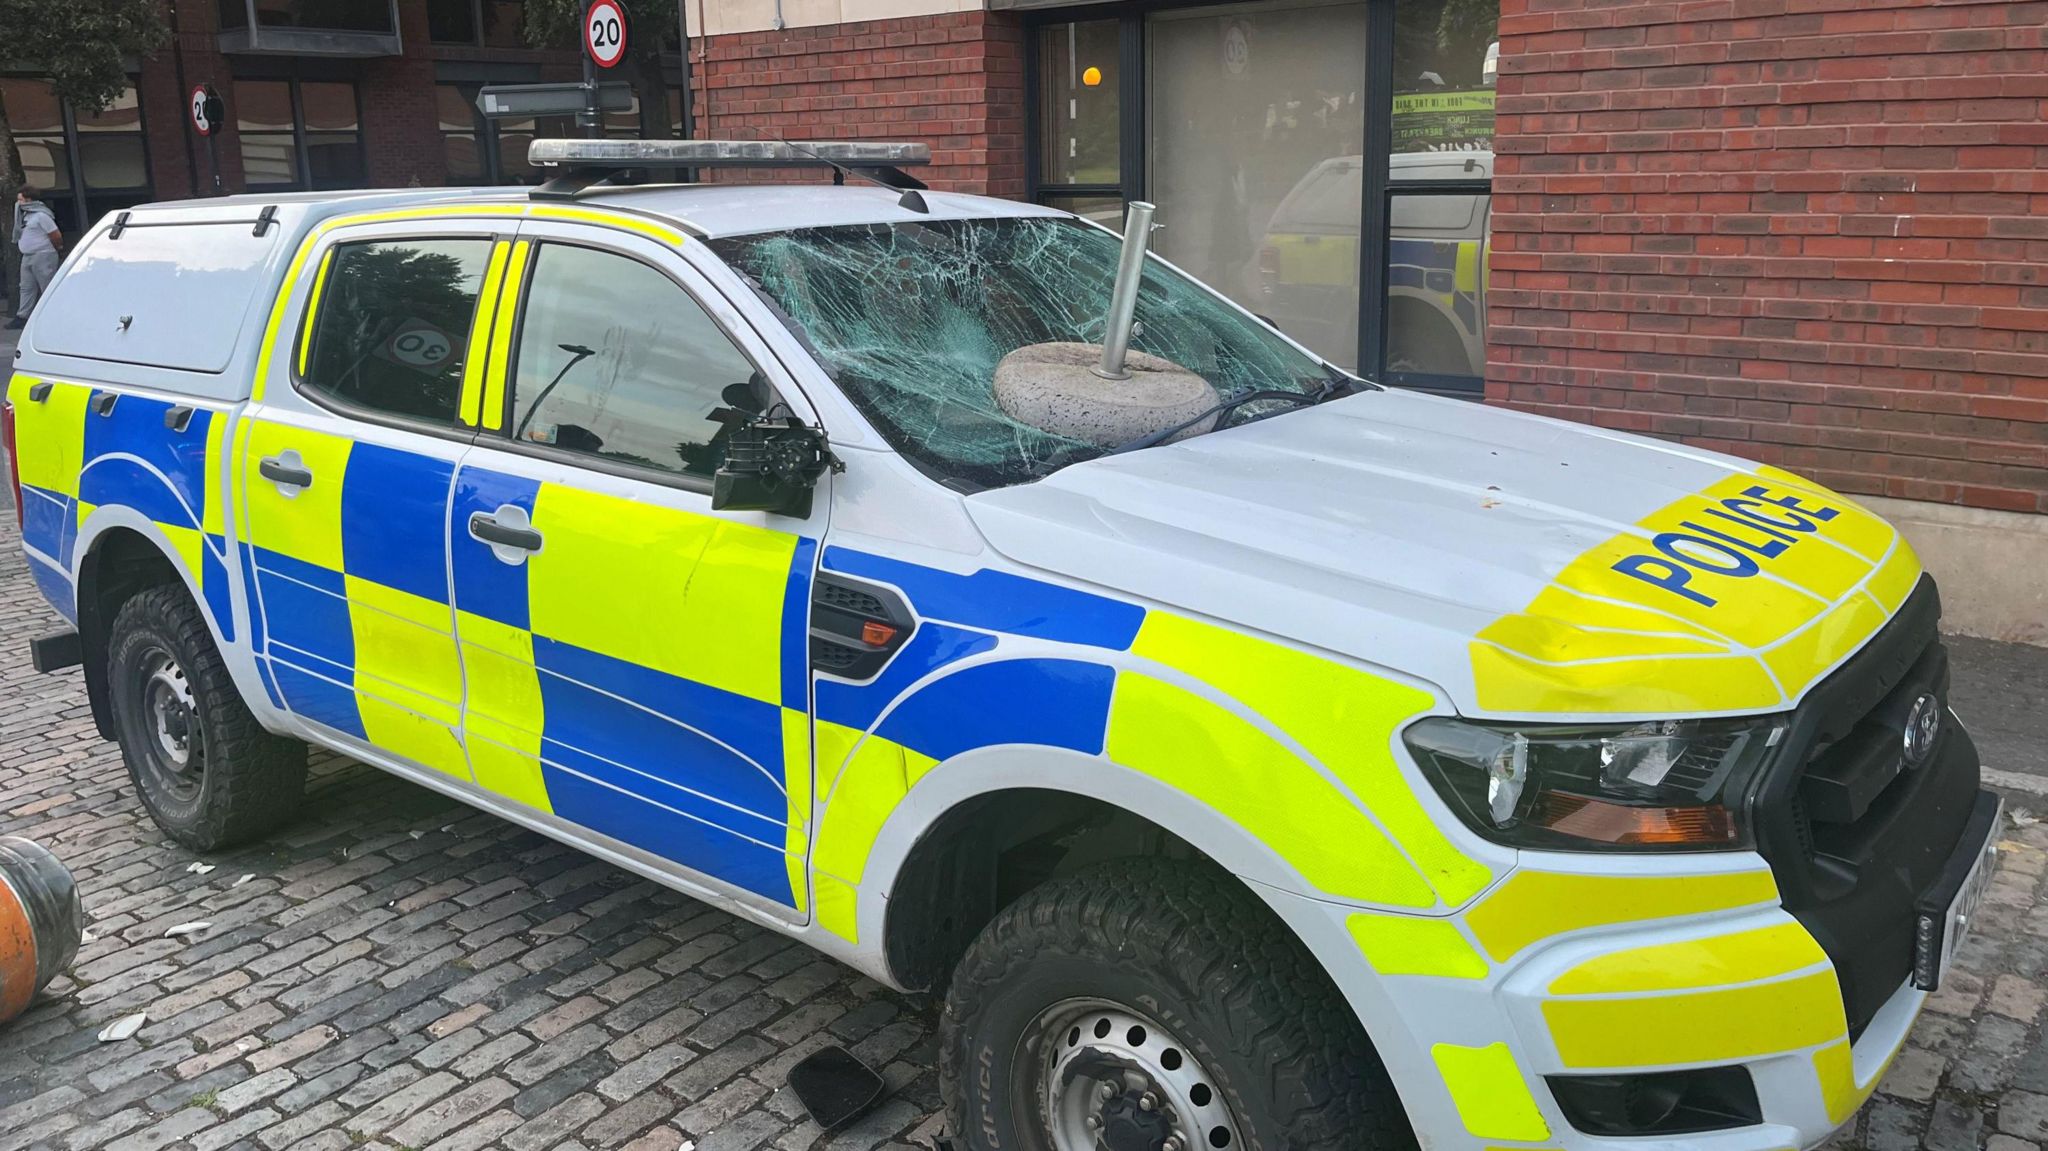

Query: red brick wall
137 0 245 199
361 0 454 189
1487 0 2048 515
686 10 1026 197
130 0 582 199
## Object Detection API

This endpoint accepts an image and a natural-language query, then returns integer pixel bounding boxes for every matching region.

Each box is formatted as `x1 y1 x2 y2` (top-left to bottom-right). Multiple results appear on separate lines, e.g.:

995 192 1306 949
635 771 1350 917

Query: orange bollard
0 836 82 1025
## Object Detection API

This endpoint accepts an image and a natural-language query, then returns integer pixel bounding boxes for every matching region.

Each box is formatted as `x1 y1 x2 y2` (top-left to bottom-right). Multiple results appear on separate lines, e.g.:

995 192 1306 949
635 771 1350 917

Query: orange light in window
1533 793 1738 846
860 621 898 647
1082 66 1103 87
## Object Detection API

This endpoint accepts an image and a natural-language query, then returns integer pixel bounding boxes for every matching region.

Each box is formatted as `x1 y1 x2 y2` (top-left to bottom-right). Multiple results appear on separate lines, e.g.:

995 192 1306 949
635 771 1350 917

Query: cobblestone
0 508 940 1147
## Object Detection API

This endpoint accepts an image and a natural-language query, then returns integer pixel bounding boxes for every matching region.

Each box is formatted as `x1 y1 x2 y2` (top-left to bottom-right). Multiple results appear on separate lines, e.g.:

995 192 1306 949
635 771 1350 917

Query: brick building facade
1487 0 2048 519
6 0 2045 637
129 2 591 200
688 12 1026 196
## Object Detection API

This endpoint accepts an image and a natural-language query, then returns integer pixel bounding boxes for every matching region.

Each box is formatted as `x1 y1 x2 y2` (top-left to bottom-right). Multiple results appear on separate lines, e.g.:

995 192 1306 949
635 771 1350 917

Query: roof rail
103 205 283 240
526 139 932 201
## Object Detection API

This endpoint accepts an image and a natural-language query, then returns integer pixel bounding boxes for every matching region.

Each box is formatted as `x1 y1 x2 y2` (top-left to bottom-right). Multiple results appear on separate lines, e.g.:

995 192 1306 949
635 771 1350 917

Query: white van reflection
1248 150 1492 381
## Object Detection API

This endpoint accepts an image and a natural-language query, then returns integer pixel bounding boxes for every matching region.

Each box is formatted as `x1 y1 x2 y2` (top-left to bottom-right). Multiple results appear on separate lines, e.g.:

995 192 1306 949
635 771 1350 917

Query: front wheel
107 585 306 851
939 859 1414 1151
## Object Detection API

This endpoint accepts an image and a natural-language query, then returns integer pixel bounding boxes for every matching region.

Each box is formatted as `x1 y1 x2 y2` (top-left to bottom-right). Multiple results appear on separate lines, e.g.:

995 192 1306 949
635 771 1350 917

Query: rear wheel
107 585 306 850
939 859 1414 1151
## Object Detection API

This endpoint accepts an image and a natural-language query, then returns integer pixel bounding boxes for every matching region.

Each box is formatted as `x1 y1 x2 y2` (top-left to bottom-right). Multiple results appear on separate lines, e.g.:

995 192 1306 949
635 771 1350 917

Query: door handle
258 456 313 490
469 511 543 552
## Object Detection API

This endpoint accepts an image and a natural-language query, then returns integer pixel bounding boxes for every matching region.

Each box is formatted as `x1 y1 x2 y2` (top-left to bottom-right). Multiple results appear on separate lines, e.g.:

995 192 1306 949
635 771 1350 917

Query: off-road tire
939 858 1415 1151
107 585 306 850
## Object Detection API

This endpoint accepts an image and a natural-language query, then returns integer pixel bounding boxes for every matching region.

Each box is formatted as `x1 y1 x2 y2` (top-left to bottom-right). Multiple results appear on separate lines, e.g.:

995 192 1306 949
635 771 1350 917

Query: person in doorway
9 187 63 329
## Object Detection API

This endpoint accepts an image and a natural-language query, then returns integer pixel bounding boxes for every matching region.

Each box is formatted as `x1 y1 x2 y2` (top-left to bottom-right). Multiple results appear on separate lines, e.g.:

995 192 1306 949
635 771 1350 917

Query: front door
238 223 509 784
447 223 824 918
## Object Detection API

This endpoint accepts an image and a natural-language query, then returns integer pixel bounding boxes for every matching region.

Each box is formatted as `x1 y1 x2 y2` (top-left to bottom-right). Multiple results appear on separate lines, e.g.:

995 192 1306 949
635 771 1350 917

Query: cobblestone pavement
2 484 2047 1151
0 511 944 1149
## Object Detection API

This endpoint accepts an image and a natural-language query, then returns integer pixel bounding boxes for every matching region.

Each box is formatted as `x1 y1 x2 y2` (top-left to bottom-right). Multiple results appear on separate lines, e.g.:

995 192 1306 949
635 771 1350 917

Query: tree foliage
0 0 168 113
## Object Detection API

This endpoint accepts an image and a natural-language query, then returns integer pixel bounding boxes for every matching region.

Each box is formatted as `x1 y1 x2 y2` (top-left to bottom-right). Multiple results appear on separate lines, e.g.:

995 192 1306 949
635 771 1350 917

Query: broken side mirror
712 415 842 518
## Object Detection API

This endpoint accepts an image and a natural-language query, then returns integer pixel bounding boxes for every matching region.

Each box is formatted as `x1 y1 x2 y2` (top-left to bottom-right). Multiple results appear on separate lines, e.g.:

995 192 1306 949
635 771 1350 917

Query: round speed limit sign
190 85 218 136
584 0 628 68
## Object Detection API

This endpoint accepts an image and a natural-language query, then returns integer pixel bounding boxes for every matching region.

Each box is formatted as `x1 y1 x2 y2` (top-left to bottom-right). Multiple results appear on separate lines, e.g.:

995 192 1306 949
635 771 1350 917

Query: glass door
1146 0 1369 371
1034 19 1128 226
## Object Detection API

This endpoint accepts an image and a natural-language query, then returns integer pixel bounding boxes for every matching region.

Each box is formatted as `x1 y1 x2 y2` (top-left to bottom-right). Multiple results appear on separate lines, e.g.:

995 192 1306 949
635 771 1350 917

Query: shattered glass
708 217 1342 491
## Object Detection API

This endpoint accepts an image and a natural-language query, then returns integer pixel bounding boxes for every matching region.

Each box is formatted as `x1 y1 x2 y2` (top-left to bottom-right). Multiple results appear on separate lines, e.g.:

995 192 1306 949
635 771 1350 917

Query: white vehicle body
4 176 1999 1151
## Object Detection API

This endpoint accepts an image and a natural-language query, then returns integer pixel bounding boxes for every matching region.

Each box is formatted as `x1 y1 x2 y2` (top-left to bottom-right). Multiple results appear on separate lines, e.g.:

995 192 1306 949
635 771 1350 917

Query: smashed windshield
708 216 1343 490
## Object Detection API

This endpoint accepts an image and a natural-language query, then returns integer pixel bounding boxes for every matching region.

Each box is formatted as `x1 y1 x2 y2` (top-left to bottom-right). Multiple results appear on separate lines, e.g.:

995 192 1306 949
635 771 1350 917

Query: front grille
1748 576 1982 1038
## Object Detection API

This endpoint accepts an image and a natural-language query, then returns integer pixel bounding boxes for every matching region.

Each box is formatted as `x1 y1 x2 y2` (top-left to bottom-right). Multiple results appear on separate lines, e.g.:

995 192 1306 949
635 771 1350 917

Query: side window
507 243 759 479
301 237 495 423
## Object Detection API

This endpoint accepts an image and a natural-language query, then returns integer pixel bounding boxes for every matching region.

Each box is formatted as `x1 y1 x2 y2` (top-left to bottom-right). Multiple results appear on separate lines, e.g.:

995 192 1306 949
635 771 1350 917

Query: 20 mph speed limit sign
189 85 222 136
585 0 628 68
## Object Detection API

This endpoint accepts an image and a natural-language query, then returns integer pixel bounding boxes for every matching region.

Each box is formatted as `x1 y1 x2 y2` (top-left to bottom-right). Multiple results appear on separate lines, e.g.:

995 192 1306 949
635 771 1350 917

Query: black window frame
217 0 398 35
0 74 155 239
1023 0 1494 395
231 73 368 193
425 0 537 49
433 78 677 186
292 233 502 436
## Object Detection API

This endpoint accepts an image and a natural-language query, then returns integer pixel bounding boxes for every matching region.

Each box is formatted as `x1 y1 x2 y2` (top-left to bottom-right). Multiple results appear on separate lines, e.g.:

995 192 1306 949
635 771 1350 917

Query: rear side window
506 243 758 480
300 237 494 423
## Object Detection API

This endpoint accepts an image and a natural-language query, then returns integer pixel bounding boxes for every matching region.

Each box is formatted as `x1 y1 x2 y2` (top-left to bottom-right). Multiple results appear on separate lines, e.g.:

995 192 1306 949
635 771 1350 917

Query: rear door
238 218 515 783
447 220 826 920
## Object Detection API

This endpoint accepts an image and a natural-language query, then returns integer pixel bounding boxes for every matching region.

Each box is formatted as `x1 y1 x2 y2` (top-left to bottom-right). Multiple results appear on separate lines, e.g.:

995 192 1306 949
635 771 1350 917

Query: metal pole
1094 200 1156 380
580 0 601 138
675 0 697 181
166 0 201 198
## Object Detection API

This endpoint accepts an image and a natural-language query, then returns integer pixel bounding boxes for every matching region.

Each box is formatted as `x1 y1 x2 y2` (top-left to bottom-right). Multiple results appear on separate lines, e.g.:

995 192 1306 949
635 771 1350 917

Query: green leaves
0 0 167 112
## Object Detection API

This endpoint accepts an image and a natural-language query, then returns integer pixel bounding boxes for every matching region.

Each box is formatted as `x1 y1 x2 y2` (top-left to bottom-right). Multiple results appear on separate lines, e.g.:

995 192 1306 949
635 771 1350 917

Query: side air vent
810 574 915 682
815 580 888 619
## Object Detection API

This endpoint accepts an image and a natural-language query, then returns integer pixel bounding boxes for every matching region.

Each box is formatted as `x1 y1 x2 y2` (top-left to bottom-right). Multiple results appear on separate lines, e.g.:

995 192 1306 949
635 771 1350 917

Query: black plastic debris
787 1044 886 1131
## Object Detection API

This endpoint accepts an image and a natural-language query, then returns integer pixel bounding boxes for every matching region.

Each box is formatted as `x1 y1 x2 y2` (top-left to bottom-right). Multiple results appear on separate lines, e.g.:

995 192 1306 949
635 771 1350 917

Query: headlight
1403 716 1783 852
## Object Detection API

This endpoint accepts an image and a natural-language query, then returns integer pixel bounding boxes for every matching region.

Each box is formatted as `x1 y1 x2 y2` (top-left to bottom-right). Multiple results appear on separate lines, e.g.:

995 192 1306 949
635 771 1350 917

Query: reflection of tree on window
303 240 491 423
1393 0 1497 93
1391 0 1498 154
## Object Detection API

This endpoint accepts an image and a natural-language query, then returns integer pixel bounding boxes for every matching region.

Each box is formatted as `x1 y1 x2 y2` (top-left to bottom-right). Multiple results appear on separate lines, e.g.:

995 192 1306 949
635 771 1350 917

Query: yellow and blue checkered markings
801 547 1486 943
802 547 1138 941
8 375 234 635
447 462 818 909
242 426 467 783
8 375 90 614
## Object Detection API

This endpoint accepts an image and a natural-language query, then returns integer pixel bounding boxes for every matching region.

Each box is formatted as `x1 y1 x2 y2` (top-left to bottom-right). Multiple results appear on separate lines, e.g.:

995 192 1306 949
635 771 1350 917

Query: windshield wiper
1103 376 1358 456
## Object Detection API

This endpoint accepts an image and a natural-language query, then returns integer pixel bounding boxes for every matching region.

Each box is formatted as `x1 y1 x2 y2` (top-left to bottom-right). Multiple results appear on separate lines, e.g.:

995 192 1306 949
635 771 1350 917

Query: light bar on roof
528 139 931 168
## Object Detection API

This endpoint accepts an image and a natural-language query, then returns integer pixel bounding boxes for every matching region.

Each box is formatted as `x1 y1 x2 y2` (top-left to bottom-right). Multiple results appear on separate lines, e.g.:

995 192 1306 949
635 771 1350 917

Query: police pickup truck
4 139 2001 1151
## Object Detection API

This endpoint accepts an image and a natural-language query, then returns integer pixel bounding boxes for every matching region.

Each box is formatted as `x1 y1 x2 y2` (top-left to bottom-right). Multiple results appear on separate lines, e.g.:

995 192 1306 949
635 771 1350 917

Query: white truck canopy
18 189 498 402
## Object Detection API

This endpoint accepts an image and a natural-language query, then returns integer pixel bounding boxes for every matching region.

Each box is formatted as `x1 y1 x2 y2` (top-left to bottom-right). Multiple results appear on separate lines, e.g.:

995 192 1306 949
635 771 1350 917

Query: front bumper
1276 796 1999 1151
1252 575 1992 1150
